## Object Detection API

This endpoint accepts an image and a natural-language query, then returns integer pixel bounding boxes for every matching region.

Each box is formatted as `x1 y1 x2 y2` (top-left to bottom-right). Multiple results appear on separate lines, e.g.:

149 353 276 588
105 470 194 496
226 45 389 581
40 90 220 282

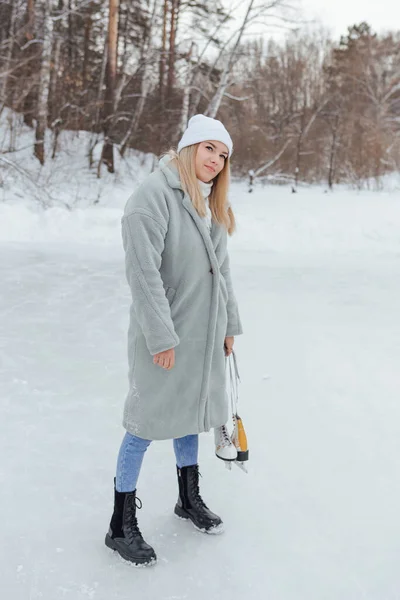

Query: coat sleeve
220 251 243 337
122 208 180 356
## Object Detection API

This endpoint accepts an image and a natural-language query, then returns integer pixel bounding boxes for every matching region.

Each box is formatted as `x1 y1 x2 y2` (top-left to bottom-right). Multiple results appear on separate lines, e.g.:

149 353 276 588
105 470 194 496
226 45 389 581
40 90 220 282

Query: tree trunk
114 0 133 115
100 0 120 175
49 34 62 124
328 114 340 189
179 42 195 135
294 115 304 188
189 15 234 118
26 0 35 39
94 40 108 131
294 97 327 187
21 0 37 127
0 0 18 114
88 35 107 168
167 0 180 100
120 65 152 156
159 0 168 110
67 0 73 66
205 0 255 118
82 2 94 92
120 0 158 157
34 0 53 165
254 138 292 178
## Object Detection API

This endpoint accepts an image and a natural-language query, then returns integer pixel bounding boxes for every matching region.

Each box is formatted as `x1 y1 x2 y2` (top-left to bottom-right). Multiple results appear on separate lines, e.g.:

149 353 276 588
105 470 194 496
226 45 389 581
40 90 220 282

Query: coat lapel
210 217 223 249
160 160 222 264
182 193 221 270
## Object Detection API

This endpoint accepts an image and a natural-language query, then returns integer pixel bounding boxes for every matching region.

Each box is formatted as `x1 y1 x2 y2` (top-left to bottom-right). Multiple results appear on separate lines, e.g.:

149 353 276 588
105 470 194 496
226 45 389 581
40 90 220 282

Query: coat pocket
164 285 177 306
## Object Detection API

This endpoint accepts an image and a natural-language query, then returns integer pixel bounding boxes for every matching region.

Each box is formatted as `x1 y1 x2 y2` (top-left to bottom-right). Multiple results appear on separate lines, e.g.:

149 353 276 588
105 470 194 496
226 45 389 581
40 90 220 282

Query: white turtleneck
197 179 213 232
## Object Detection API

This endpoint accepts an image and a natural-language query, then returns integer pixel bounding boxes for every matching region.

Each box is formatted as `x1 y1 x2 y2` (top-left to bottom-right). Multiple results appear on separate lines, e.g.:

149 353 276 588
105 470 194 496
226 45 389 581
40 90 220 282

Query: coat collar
159 157 223 257
159 155 183 191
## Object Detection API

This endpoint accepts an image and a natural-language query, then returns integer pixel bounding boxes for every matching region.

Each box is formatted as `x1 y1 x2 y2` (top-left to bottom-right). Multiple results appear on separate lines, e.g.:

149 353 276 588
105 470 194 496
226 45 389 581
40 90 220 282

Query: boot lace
189 468 209 511
125 494 143 538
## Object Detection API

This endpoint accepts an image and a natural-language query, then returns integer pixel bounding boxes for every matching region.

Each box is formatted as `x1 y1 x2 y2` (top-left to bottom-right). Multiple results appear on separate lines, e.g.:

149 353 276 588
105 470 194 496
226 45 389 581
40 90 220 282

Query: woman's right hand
153 348 175 370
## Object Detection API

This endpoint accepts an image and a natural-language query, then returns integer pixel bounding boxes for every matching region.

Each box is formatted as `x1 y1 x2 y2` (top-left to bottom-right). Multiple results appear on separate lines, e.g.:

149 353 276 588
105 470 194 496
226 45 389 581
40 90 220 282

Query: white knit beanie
177 114 233 157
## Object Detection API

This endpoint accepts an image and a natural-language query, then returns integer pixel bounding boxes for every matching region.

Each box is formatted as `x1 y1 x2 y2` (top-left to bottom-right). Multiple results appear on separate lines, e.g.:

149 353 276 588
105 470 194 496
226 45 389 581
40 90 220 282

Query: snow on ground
1 125 400 598
0 108 155 211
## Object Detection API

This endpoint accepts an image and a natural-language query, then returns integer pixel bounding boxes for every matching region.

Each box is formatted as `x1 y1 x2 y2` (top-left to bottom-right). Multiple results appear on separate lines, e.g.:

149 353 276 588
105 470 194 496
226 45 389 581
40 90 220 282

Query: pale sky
300 0 400 39
224 0 400 43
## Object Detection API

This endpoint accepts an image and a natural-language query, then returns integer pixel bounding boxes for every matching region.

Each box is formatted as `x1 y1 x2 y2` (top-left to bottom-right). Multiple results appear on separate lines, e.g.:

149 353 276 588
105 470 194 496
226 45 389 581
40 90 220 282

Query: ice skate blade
234 461 248 473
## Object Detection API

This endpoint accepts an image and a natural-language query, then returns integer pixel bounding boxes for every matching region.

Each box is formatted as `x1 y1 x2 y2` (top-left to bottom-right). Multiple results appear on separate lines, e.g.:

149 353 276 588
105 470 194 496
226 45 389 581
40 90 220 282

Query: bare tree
166 0 181 99
205 0 287 118
1 1 400 189
34 0 54 165
159 0 168 109
99 0 120 174
179 5 234 131
0 0 18 114
178 41 195 134
26 0 35 40
120 0 159 156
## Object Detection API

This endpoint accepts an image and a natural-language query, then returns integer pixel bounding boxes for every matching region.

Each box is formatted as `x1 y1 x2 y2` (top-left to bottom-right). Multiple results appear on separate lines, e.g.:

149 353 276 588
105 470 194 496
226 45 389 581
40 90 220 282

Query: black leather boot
174 465 224 534
105 482 157 566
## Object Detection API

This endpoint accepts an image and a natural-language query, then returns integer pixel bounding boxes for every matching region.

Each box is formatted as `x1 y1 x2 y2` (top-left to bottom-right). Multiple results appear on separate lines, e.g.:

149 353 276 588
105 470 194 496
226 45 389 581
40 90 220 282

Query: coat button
209 267 214 274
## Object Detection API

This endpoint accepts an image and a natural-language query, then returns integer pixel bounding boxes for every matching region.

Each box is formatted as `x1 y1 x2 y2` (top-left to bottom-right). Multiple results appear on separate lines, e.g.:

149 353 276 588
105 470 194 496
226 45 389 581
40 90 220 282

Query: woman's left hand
224 336 234 357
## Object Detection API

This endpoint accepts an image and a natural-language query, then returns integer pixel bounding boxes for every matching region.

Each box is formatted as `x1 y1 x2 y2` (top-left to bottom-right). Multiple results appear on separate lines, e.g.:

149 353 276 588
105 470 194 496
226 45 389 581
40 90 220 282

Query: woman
105 114 243 566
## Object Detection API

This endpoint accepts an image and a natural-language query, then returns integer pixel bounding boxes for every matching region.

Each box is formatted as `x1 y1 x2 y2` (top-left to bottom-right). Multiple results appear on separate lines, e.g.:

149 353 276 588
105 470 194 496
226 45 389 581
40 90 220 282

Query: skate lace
126 495 143 537
220 425 231 447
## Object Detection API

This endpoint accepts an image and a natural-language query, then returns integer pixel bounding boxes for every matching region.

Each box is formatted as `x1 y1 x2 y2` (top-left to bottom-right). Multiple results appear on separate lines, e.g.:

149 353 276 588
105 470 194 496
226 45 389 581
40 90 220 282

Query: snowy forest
1 0 400 189
2 3 400 599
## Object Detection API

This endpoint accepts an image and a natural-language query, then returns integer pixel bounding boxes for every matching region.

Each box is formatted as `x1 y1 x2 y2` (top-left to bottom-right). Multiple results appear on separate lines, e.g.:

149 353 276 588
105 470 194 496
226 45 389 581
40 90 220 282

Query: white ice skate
214 425 238 462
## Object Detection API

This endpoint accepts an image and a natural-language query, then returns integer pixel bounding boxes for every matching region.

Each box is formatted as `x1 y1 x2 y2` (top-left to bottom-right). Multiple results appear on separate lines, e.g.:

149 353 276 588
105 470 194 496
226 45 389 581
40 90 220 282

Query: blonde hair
162 144 236 235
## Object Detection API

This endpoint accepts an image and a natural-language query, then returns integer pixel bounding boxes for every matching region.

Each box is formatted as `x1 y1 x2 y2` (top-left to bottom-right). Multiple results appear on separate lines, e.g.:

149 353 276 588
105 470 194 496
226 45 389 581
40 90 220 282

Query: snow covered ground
1 159 400 599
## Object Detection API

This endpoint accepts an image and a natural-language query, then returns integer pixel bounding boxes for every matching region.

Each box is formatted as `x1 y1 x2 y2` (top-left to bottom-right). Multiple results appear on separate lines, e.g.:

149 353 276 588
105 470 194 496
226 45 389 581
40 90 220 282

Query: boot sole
174 505 225 535
105 534 157 567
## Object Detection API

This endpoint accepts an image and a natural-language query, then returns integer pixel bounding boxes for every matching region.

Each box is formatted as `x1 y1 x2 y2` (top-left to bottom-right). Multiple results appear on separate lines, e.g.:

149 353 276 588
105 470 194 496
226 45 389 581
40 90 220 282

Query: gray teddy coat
121 158 243 440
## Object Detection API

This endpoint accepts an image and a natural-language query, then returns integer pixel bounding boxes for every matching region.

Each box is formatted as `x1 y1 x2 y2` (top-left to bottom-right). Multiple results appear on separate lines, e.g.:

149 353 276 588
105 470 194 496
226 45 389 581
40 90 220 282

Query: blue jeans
116 432 199 492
